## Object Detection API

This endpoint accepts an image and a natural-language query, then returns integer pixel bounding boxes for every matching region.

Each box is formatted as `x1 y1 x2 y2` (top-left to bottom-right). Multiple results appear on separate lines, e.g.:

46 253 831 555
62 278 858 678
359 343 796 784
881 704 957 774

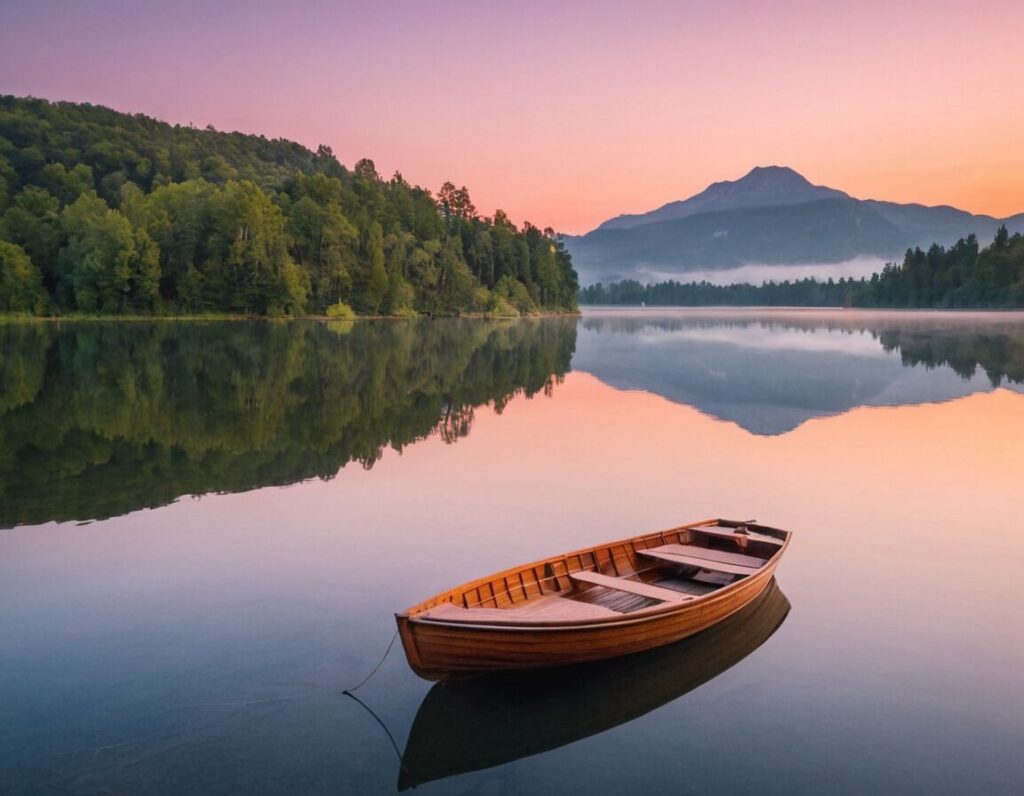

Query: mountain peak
700 165 842 204
746 164 803 176
739 165 813 184
570 167 1024 287
596 166 847 232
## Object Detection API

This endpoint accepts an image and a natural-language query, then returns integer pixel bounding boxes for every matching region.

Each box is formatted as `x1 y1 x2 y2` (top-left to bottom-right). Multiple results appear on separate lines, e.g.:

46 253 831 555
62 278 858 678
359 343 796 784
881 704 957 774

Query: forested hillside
0 96 577 316
579 229 1024 308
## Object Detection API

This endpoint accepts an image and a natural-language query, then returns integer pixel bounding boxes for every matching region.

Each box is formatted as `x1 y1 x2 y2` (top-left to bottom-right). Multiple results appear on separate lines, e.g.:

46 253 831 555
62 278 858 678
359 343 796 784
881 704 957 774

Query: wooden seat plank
638 547 760 576
691 525 784 546
569 570 694 602
646 543 766 568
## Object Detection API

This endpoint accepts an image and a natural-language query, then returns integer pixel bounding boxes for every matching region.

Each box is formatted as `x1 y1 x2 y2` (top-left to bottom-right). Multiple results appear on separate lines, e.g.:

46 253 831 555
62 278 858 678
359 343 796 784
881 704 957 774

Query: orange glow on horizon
1 1 1022 232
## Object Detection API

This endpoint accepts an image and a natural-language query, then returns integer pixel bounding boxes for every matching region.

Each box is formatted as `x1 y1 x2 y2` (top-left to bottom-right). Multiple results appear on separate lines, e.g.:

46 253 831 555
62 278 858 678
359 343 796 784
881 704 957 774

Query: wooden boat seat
692 524 783 546
569 570 694 602
649 543 766 567
639 544 764 576
419 595 620 624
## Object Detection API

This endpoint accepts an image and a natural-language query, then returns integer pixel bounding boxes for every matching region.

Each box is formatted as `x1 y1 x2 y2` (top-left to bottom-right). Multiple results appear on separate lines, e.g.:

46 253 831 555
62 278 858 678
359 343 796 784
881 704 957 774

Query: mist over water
630 256 889 286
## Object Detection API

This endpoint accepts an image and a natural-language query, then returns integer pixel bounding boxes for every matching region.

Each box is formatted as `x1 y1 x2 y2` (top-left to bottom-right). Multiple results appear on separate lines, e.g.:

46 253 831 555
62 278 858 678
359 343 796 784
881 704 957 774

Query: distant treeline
579 229 1024 308
0 96 577 317
582 314 1024 387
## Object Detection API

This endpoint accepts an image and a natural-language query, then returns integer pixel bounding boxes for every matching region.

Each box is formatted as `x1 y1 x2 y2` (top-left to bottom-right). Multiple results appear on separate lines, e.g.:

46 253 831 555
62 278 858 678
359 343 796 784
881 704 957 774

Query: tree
287 195 358 311
437 181 476 221
2 186 61 291
39 163 94 204
206 180 306 315
363 221 389 313
201 154 237 183
0 240 44 312
354 158 380 182
436 234 475 312
132 229 161 310
58 192 138 312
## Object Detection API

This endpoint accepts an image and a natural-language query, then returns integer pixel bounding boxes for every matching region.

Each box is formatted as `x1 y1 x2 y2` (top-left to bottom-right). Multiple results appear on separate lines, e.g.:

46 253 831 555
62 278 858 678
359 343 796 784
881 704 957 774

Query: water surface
1 310 1022 794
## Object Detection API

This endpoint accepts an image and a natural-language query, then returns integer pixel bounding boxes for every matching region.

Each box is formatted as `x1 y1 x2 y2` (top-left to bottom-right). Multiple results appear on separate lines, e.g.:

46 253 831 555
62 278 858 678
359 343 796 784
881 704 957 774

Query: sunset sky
2 0 1022 234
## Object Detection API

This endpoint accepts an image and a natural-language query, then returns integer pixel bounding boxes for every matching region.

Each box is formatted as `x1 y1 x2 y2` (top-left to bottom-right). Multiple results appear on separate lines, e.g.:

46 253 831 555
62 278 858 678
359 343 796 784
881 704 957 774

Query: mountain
565 166 1024 286
597 166 848 231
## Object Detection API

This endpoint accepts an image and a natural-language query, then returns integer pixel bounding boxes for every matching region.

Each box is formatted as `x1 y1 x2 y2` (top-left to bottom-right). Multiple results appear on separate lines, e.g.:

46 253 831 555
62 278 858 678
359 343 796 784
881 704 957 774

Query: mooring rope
341 629 405 770
342 628 400 696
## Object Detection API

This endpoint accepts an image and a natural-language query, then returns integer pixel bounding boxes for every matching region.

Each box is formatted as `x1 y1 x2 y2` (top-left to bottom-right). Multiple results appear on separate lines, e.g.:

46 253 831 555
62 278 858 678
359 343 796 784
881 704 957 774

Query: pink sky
2 0 1022 233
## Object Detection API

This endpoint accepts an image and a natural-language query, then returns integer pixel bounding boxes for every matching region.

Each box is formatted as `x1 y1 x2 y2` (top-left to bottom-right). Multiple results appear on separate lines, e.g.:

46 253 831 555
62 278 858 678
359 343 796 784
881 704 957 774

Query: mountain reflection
5 311 1023 526
0 319 576 526
574 310 1024 435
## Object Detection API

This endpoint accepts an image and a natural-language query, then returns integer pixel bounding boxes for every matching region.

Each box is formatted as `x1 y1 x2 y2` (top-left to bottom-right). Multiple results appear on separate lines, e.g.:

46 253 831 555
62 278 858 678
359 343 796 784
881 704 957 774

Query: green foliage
486 292 520 318
1 186 61 291
0 240 44 312
0 95 578 317
580 229 1024 309
325 301 356 319
361 220 389 313
59 193 140 312
494 274 536 314
203 180 306 315
286 175 358 310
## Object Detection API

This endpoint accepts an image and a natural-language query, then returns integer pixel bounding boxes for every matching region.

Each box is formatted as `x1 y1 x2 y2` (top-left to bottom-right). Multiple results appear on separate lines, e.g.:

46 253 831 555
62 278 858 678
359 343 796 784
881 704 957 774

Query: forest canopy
0 95 578 317
579 230 1024 309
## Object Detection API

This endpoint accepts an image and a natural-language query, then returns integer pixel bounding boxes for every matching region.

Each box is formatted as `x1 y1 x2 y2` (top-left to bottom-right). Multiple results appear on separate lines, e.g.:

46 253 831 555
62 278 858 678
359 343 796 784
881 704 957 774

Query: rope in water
343 689 405 767
341 629 405 769
342 628 400 695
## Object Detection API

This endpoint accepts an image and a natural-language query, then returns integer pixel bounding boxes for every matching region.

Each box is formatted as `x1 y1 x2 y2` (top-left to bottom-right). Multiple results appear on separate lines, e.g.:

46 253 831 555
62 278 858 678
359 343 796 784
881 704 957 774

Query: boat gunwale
398 518 791 630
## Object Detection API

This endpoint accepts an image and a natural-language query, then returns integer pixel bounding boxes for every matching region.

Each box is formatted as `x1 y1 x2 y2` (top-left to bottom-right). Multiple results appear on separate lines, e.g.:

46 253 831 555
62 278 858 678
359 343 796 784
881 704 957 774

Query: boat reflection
398 578 790 790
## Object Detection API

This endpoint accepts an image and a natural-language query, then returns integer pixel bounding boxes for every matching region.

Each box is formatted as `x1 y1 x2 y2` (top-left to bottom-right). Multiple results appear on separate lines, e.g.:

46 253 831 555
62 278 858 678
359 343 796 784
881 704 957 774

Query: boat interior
411 521 786 626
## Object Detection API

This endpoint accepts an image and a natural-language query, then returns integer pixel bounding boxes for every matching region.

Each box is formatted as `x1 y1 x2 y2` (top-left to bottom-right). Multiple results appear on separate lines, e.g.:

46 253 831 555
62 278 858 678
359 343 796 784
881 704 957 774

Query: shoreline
577 305 1024 315
0 309 581 324
7 305 1024 323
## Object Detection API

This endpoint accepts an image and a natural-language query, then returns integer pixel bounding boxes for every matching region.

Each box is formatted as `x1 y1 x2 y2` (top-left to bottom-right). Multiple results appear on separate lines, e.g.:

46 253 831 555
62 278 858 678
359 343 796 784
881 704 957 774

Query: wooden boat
399 578 790 789
396 518 791 680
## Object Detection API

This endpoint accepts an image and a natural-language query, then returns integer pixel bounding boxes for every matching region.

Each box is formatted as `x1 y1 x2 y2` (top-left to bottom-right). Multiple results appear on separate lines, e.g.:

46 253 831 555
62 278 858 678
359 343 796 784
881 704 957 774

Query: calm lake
2 309 1023 794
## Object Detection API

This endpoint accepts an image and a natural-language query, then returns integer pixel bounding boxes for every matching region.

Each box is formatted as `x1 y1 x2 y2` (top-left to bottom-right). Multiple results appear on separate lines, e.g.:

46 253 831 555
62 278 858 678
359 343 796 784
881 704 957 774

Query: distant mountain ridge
597 166 848 231
565 166 1024 286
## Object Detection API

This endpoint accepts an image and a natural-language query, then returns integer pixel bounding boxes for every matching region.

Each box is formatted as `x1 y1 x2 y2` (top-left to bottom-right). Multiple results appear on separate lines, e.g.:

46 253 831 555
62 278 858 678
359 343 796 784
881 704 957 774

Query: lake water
2 309 1023 795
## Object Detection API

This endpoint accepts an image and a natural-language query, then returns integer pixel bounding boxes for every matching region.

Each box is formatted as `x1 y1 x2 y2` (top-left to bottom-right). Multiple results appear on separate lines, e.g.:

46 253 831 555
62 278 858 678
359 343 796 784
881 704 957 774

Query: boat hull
399 579 791 789
397 538 783 680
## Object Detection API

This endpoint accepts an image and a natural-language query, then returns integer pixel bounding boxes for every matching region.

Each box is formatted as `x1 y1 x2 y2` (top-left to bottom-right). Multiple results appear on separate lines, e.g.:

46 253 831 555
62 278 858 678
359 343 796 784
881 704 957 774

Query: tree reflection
0 318 576 526
582 313 1024 387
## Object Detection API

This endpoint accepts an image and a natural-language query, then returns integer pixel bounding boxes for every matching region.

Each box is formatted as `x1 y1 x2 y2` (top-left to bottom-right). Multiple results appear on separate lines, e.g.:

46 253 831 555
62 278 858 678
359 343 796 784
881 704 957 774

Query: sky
1 0 1022 234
